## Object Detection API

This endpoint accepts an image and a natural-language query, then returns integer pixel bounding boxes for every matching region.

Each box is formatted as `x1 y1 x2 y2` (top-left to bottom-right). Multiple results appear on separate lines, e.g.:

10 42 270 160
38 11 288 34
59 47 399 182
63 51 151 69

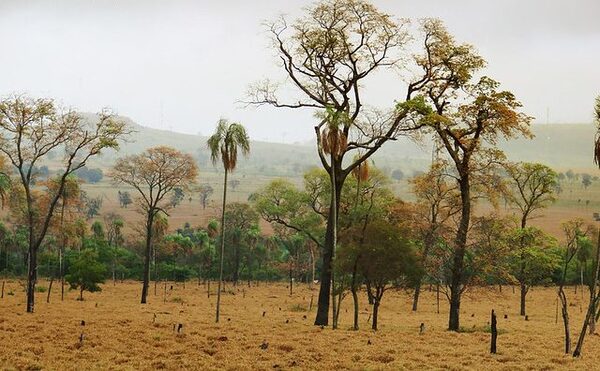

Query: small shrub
290 304 307 312
35 286 47 293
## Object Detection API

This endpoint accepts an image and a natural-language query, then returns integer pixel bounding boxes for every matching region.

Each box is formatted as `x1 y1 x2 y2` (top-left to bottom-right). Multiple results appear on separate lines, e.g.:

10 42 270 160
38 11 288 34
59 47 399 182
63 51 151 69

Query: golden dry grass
1 281 599 370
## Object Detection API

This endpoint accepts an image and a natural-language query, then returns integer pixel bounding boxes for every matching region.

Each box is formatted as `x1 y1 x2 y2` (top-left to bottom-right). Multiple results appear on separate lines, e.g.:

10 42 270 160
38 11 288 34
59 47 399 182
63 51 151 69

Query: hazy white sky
0 0 598 143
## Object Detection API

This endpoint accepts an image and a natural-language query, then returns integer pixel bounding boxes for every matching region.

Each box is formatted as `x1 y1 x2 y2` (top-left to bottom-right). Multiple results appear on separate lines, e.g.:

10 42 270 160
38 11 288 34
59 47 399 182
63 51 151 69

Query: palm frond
207 119 250 172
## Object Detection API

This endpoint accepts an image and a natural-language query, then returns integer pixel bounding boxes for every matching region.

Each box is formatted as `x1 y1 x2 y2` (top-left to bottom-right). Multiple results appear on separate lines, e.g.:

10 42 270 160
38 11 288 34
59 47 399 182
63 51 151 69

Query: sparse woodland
0 0 600 368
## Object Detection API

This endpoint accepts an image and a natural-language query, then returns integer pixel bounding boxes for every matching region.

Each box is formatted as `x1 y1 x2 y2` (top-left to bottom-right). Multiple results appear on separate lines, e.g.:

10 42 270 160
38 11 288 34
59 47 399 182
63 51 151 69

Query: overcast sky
1 0 598 143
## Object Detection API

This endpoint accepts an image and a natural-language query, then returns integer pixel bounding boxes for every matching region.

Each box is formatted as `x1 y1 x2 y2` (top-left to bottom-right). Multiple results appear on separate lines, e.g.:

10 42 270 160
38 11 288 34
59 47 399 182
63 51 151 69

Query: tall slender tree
503 162 557 316
207 119 250 323
248 0 445 326
110 146 198 304
414 20 532 331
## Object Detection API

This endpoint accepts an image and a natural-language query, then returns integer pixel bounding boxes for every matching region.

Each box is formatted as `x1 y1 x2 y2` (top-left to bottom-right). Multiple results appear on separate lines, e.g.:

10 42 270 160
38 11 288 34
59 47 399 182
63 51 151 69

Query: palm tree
207 119 250 323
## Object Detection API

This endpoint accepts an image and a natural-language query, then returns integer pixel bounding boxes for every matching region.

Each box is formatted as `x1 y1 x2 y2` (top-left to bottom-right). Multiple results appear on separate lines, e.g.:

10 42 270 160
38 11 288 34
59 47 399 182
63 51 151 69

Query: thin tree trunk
490 310 497 354
216 169 228 323
559 288 571 354
60 199 66 301
573 229 600 357
412 282 421 312
47 277 53 303
289 263 293 296
436 282 440 314
520 282 527 316
350 255 360 331
372 300 379 330
141 211 154 304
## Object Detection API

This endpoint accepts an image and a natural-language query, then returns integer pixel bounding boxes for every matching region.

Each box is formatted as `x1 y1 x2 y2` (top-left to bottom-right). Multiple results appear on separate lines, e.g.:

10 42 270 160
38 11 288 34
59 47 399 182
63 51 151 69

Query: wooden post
490 309 497 354
47 277 53 303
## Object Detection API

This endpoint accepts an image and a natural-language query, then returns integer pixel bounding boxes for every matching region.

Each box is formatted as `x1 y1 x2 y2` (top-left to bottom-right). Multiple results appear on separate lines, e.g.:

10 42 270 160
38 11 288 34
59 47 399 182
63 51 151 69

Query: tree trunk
351 287 359 331
372 300 379 330
573 229 600 357
47 277 53 303
448 174 471 331
26 245 37 313
436 282 440 314
490 309 497 354
314 174 342 326
60 200 66 301
412 281 421 312
520 282 527 316
216 168 228 323
289 263 293 296
350 255 360 330
80 286 84 301
141 211 155 304
558 288 571 354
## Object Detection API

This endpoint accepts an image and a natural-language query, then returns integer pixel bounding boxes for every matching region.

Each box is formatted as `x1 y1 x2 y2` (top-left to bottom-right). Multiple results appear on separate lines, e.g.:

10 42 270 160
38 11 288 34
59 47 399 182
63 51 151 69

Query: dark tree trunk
448 174 470 331
26 245 37 313
520 283 527 316
412 282 421 312
372 300 379 330
141 211 155 304
436 282 440 314
490 309 497 354
351 287 359 331
558 288 571 354
314 177 343 326
47 277 53 303
573 229 600 357
350 255 360 330
289 264 293 296
413 232 434 312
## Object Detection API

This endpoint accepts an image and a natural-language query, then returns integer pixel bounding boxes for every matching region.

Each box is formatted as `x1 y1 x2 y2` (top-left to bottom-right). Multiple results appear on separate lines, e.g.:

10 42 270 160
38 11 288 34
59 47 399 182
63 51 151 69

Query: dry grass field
1 280 599 370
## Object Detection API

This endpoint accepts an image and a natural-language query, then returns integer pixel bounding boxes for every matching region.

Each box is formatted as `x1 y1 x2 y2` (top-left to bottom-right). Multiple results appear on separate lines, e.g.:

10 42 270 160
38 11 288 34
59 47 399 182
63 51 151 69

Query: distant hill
87 116 598 176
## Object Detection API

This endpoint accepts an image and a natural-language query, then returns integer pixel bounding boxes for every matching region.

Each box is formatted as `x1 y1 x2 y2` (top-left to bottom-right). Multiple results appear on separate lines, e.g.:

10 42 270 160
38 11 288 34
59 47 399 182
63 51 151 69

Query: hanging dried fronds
351 153 370 182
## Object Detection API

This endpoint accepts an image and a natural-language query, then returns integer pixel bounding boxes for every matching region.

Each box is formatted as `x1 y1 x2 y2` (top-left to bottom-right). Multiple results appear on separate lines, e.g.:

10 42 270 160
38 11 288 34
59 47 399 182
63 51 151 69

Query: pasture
0 280 598 370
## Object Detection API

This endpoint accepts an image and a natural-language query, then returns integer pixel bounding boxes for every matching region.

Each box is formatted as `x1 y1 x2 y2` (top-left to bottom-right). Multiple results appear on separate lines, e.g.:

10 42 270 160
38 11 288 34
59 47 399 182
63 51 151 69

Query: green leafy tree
65 249 106 300
207 119 250 323
0 96 128 312
504 162 557 315
345 221 420 330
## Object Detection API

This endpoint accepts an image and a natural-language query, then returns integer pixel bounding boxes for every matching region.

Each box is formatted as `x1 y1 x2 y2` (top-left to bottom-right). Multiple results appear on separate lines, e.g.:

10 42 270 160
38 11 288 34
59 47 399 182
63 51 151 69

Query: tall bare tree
110 146 198 304
0 95 128 312
247 0 442 326
207 119 250 323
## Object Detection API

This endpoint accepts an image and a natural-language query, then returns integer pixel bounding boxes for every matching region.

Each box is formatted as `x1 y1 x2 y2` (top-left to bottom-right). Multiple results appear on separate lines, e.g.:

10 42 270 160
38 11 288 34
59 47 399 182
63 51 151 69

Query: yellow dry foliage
0 281 598 370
